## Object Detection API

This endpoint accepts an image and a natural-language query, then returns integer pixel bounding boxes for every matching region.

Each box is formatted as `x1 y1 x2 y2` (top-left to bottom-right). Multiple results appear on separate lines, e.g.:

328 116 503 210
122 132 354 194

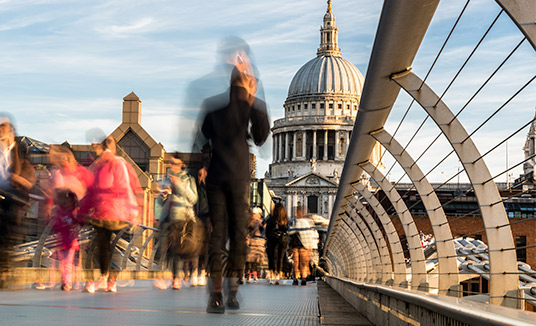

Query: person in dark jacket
199 58 270 313
265 203 289 285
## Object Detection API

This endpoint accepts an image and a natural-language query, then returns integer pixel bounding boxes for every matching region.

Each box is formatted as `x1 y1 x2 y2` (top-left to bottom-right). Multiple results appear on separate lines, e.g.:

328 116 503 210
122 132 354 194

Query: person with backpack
265 203 289 285
159 155 199 290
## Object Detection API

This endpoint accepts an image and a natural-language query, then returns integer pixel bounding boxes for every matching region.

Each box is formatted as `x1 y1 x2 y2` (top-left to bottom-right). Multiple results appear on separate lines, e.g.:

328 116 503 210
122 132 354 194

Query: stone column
293 131 297 161
328 193 333 216
273 133 277 162
335 130 340 160
287 193 292 217
285 132 290 162
312 130 317 159
302 131 307 159
277 133 283 162
294 192 299 211
324 130 328 160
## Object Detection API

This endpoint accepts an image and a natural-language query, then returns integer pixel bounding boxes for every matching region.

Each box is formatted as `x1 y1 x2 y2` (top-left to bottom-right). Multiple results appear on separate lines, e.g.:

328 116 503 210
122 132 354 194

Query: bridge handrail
326 276 536 326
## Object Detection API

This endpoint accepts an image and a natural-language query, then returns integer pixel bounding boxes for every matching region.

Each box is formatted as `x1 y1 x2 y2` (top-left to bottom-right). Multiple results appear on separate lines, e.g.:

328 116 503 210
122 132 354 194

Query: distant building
265 1 382 219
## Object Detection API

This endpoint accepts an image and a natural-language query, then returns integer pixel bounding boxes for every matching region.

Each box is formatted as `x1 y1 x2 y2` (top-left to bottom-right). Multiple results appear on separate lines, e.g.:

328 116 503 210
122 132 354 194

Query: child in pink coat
49 144 93 291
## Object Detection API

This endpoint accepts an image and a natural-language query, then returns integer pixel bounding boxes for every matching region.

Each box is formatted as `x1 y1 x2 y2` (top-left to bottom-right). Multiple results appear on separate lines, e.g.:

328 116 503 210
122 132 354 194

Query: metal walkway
0 279 321 326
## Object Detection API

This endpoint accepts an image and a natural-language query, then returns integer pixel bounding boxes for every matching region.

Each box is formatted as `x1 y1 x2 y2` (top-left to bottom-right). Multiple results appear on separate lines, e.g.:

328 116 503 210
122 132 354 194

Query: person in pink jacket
49 143 93 291
80 131 142 293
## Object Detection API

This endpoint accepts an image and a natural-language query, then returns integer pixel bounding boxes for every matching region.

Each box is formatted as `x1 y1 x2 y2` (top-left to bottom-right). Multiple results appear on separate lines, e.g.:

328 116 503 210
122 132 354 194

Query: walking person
265 203 289 285
49 143 93 291
80 132 142 293
196 50 270 313
160 155 198 290
245 207 264 283
289 207 316 286
0 113 36 287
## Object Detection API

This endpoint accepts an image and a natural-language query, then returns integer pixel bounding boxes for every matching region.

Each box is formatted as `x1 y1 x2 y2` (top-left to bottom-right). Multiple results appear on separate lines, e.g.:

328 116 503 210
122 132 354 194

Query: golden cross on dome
327 0 332 13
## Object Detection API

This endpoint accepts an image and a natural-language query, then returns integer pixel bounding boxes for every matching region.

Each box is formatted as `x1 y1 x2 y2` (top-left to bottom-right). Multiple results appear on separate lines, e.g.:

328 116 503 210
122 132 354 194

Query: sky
1 0 535 183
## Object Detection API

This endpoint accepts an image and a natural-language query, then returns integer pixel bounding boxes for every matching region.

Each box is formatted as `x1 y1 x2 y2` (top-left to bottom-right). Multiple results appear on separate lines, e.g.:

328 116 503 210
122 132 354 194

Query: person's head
86 128 107 156
102 135 117 154
49 143 76 167
252 207 263 220
170 154 185 174
296 206 305 219
0 113 15 151
218 35 250 65
273 203 289 226
54 189 78 212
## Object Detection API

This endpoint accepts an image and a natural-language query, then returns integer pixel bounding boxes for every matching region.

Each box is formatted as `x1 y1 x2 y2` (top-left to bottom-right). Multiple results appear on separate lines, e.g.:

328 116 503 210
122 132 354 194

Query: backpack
167 219 206 259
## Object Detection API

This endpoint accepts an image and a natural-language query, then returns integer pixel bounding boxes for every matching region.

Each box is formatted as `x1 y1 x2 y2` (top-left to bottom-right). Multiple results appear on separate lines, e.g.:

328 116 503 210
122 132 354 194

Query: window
320 103 325 109
347 104 350 110
338 104 342 109
516 236 527 262
297 105 301 110
308 195 318 214
304 104 308 110
329 103 333 109
292 106 295 111
312 103 316 109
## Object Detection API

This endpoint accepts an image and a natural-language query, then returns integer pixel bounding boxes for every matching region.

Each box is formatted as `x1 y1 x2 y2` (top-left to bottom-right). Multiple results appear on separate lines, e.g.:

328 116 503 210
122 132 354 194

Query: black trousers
267 237 288 273
206 182 249 286
94 227 113 276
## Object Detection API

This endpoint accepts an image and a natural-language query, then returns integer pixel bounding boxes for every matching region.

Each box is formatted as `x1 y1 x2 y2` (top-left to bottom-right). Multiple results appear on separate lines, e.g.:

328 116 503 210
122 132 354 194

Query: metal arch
352 181 408 287
371 128 460 296
361 162 428 291
496 0 536 51
330 227 352 279
341 211 381 283
337 221 367 281
331 228 354 279
343 207 388 284
347 196 394 285
392 71 520 307
338 219 370 281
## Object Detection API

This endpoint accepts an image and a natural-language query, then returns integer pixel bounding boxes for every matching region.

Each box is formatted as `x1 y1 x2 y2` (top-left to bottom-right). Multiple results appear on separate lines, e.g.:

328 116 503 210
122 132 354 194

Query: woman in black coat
265 203 289 285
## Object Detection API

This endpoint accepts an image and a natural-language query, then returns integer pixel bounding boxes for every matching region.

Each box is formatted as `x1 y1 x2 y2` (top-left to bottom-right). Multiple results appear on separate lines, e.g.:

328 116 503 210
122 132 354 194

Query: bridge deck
0 279 324 325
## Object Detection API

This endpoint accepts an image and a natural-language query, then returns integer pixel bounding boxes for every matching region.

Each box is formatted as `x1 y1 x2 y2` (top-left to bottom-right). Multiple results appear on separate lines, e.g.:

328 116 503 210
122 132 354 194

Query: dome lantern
317 0 341 57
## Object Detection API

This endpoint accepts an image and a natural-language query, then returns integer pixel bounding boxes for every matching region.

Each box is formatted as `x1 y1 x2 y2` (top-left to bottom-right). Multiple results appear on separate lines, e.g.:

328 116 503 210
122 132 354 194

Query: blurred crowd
0 36 329 315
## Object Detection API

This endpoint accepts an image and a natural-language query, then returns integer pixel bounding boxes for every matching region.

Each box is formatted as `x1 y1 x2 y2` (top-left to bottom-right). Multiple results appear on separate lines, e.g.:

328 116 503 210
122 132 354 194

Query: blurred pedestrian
79 132 142 293
265 203 289 285
197 48 270 313
245 207 264 283
289 207 316 286
160 155 198 290
193 166 210 287
49 143 93 291
0 113 36 288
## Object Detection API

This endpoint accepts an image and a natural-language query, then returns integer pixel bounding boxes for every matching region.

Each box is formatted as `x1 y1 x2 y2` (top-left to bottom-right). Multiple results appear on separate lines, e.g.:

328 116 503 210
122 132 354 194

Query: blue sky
1 0 535 182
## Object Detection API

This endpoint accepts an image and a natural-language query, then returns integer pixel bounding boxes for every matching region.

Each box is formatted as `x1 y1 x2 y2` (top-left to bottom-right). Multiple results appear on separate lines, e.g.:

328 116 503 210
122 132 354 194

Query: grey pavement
0 279 319 326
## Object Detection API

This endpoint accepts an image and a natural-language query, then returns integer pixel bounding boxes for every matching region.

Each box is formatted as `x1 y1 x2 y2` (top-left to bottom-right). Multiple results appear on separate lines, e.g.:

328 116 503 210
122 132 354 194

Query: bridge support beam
392 71 520 307
371 128 459 296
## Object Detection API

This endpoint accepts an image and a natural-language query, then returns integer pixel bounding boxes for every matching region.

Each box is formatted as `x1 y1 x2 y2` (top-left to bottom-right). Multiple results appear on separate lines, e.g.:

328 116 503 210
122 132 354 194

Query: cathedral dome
287 55 364 100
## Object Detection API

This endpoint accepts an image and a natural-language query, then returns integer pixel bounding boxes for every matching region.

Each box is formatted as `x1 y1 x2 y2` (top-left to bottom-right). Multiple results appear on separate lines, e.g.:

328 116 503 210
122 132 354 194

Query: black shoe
226 291 240 310
207 293 225 314
301 280 307 286
292 279 299 285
